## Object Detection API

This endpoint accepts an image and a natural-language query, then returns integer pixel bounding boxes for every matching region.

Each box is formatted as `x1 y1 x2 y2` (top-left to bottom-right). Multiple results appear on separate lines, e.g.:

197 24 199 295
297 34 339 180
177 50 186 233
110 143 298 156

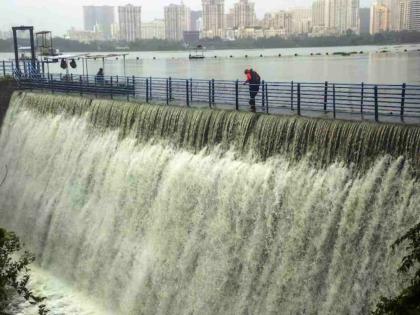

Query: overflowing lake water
0 92 419 314
1 44 420 83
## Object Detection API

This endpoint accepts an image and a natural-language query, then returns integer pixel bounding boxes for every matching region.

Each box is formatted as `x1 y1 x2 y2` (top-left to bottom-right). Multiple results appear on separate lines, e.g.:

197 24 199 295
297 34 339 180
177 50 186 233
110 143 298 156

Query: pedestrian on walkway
244 69 261 112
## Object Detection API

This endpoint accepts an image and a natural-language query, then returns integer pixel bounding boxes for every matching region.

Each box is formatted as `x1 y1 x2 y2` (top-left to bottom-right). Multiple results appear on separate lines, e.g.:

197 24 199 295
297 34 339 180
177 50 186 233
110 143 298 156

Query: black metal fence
1 60 420 123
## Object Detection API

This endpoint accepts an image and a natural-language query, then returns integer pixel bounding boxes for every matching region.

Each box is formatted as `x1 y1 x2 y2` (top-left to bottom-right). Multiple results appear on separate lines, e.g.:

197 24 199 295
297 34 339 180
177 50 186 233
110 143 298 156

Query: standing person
243 68 261 112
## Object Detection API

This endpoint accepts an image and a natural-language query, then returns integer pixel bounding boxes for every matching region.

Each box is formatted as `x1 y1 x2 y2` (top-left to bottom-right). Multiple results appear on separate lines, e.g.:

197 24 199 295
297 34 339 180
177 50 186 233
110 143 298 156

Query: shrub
373 222 420 314
0 228 48 314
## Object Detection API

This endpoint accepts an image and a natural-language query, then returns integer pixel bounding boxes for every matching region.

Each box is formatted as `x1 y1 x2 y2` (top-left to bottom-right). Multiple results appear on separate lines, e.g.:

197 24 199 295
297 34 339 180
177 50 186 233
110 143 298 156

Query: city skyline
0 0 373 35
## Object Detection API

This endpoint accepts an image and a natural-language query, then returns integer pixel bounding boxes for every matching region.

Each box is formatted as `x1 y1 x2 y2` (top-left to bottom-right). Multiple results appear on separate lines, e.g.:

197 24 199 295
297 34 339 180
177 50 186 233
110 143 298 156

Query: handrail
1 60 419 124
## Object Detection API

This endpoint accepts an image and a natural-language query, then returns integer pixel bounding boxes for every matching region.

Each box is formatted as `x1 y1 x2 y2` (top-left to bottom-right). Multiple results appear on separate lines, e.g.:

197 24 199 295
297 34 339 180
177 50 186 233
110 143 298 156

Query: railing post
297 83 301 116
95 74 98 98
50 74 54 94
169 77 172 100
324 81 328 112
212 79 215 107
146 78 149 103
132 76 136 99
190 78 193 103
80 75 83 96
110 76 114 99
2 61 5 77
265 82 269 114
126 77 130 101
374 85 379 122
166 78 169 105
400 83 406 121
235 80 239 110
186 79 190 107
150 76 153 100
360 82 364 118
333 84 336 119
291 81 294 111
208 80 212 108
261 80 265 110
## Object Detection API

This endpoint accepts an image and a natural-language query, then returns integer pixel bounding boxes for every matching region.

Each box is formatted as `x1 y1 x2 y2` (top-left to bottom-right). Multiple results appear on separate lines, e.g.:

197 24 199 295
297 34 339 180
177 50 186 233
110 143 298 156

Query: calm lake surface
1 44 420 84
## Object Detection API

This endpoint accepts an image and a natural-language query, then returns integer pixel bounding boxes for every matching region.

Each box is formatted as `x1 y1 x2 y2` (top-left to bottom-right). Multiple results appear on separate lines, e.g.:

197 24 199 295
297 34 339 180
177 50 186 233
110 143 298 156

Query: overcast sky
0 0 372 36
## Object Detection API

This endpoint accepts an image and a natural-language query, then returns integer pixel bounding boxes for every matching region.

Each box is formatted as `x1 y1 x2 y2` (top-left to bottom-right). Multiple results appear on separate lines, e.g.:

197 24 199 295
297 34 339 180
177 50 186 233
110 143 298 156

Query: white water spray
0 93 419 314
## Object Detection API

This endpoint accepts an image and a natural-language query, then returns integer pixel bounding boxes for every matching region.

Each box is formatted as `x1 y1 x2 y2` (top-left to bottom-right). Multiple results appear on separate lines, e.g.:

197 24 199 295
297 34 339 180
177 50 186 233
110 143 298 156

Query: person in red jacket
244 69 261 112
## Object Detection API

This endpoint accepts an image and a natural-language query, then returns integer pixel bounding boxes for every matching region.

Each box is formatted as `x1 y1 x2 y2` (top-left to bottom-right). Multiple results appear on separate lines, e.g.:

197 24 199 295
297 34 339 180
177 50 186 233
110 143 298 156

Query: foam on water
8 267 109 315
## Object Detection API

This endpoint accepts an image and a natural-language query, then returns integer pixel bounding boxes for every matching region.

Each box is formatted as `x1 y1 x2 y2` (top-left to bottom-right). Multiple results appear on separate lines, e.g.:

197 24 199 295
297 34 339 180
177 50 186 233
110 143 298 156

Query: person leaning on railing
243 68 261 113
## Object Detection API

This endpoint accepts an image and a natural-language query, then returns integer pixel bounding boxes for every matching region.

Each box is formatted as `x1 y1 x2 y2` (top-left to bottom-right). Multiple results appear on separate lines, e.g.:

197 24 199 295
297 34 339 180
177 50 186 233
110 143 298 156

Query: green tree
373 222 420 315
0 228 48 315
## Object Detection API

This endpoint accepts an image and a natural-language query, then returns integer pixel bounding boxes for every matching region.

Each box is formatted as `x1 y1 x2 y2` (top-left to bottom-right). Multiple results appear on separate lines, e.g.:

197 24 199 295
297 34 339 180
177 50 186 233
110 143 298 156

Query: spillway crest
0 92 419 314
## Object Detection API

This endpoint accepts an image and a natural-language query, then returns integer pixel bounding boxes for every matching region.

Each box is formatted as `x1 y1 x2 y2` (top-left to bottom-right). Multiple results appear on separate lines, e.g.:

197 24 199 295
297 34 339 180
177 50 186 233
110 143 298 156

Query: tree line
0 31 420 53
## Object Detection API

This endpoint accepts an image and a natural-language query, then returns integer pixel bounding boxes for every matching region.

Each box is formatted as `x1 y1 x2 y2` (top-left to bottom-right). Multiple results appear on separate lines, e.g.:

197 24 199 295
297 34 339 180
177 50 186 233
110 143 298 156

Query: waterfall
0 92 419 314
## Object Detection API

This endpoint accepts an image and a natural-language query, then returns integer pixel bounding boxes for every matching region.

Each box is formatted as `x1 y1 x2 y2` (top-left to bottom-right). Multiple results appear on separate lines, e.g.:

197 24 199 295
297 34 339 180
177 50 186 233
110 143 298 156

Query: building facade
190 10 203 31
0 30 11 40
141 19 165 40
370 3 390 33
410 0 420 30
118 5 142 42
233 0 255 28
399 0 411 29
272 11 293 36
312 0 327 31
225 9 236 29
67 28 104 43
202 0 225 38
83 6 115 40
326 0 360 34
164 3 191 41
291 8 312 34
359 7 371 33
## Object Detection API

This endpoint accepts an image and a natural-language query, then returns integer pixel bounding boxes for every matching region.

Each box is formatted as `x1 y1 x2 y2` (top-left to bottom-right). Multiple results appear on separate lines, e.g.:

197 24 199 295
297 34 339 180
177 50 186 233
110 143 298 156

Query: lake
1 43 420 84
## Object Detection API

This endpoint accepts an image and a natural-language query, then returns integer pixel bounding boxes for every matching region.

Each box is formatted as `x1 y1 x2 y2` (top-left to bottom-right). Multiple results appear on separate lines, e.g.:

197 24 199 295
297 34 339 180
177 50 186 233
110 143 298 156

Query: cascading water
0 92 419 314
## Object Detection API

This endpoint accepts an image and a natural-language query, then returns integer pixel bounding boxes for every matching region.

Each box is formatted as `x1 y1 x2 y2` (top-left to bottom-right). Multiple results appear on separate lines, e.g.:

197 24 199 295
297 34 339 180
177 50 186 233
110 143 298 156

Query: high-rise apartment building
118 5 142 42
190 10 203 31
399 0 411 29
164 3 191 41
261 13 274 29
83 6 115 40
384 0 403 30
326 0 360 34
312 0 327 30
0 30 11 40
359 8 371 33
272 11 293 35
410 0 420 30
233 0 255 28
202 0 225 38
347 0 361 32
225 9 236 29
370 3 390 33
291 8 312 34
141 19 165 40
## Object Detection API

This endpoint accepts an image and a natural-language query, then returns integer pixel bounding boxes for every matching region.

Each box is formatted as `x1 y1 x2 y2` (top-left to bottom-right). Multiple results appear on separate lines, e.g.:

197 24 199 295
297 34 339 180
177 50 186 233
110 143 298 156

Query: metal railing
1 60 420 123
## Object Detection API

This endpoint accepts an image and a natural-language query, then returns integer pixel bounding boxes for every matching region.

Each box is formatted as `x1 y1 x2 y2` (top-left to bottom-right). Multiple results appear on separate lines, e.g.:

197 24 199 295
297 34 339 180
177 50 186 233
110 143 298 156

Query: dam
0 90 419 314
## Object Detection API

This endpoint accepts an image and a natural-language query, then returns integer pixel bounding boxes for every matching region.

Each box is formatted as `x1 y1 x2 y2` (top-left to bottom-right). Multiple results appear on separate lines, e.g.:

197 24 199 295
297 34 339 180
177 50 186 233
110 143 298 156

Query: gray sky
0 0 372 36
